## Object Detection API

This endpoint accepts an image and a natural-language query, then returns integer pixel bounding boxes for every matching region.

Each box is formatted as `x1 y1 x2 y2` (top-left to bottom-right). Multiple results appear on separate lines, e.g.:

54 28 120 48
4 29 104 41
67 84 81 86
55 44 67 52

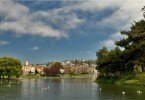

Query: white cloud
101 39 115 49
100 32 127 49
76 0 123 12
0 0 145 40
96 0 145 49
31 46 39 51
97 0 145 30
0 0 83 38
0 40 9 45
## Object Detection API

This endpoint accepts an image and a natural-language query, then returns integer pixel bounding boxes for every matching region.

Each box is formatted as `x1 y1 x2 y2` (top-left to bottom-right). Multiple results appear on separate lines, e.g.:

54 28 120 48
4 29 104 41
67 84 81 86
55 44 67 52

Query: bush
44 62 63 77
96 75 119 83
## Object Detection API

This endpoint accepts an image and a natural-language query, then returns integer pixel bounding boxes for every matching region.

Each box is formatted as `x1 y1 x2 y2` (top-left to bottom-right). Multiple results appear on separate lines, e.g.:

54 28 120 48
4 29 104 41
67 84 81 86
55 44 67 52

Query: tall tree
96 47 122 75
116 19 145 72
0 57 22 80
44 62 63 77
96 46 109 75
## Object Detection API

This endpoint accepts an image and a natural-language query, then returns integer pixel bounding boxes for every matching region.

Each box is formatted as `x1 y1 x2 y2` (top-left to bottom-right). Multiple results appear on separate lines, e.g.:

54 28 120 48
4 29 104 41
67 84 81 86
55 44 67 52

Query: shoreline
96 73 145 86
18 74 92 80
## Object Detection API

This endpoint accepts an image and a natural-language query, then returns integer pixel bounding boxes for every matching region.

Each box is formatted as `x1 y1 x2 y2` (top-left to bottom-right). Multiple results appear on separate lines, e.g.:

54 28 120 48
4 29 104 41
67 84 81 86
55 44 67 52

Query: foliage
96 75 119 83
0 57 22 79
44 62 63 77
96 47 122 75
96 8 145 76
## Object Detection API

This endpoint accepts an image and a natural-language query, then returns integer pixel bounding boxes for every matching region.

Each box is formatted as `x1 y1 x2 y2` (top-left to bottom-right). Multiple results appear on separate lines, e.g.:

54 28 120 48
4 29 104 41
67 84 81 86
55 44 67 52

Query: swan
137 91 142 94
122 92 125 95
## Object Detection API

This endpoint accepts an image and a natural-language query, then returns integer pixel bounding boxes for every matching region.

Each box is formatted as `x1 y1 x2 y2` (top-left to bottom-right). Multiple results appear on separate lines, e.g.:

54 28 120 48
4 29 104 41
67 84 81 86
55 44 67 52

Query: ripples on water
0 79 145 100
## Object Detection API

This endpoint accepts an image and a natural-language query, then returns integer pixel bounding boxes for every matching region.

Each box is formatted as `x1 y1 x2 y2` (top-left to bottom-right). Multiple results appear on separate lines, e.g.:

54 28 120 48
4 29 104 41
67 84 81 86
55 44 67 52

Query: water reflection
0 79 145 100
0 80 22 100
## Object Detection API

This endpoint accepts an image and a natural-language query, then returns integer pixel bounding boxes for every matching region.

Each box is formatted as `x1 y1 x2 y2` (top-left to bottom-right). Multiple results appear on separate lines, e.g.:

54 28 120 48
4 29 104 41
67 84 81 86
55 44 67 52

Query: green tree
116 19 145 73
106 47 122 75
96 46 109 75
96 47 122 75
44 62 63 77
96 6 145 77
0 57 22 80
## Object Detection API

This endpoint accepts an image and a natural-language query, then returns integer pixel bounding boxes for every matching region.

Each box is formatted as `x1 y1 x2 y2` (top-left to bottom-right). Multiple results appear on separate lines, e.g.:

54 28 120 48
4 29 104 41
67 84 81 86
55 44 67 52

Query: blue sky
0 0 145 63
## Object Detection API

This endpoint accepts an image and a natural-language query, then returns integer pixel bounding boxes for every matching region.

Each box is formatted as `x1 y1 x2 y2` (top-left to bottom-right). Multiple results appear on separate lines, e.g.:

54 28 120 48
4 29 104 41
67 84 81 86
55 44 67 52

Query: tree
116 19 145 73
142 6 145 18
96 47 122 75
96 6 145 76
44 62 63 77
96 46 109 75
0 57 22 80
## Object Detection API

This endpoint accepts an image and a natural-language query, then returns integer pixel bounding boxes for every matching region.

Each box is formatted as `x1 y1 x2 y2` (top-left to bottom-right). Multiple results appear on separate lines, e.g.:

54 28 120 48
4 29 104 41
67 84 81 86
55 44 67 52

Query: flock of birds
1 81 50 91
0 81 143 96
42 86 49 90
91 83 142 95
122 91 142 95
0 81 20 87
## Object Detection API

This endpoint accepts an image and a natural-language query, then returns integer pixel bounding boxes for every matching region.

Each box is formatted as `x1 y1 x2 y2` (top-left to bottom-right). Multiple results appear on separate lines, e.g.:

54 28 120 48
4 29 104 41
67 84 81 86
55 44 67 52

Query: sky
0 0 145 63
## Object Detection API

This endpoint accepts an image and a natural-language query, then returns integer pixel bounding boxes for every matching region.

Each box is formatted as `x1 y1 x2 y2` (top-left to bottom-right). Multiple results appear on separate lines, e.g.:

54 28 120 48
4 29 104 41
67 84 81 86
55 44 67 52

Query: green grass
96 75 119 83
19 74 92 79
20 74 43 79
96 73 145 86
61 74 92 79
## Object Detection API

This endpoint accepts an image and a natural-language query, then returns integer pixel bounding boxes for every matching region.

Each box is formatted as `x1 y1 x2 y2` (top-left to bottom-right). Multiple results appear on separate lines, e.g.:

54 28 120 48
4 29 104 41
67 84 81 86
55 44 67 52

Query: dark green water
0 79 145 100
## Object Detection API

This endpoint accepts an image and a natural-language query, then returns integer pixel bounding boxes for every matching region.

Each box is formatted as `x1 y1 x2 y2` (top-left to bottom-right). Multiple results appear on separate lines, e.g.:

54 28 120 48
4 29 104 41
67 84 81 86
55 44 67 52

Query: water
0 79 145 100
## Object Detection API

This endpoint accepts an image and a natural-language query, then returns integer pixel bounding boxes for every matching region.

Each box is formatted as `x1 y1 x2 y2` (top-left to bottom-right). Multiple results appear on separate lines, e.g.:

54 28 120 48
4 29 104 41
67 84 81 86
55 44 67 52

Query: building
22 61 36 75
36 65 46 74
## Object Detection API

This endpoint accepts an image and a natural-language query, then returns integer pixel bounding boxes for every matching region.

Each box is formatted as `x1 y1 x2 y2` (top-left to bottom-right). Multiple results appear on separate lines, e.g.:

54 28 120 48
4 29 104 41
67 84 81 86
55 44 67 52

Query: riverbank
96 73 145 86
19 74 92 79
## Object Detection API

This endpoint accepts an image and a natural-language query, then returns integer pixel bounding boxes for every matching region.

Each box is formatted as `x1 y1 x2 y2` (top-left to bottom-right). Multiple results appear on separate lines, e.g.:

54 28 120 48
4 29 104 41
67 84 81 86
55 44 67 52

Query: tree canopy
44 62 63 77
0 57 22 79
96 8 145 75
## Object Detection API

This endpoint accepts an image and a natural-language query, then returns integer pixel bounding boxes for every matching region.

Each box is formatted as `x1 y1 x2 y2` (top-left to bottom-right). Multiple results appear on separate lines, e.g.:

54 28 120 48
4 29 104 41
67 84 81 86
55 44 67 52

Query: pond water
0 79 145 100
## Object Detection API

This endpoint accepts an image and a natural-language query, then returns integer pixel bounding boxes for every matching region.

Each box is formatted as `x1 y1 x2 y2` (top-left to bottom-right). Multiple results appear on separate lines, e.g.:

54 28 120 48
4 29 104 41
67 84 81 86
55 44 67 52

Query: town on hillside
22 60 98 78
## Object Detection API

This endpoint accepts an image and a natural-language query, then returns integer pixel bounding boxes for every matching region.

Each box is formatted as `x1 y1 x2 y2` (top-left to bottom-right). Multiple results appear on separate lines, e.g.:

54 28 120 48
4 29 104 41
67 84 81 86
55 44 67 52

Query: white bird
99 88 101 91
137 91 142 94
47 86 49 89
92 83 95 86
122 92 125 95
1 82 2 83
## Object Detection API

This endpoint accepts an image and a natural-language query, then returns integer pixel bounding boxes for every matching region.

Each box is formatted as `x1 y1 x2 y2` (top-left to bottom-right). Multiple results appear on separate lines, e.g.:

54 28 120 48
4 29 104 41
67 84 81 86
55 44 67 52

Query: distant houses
22 61 46 75
22 60 98 77
60 60 96 75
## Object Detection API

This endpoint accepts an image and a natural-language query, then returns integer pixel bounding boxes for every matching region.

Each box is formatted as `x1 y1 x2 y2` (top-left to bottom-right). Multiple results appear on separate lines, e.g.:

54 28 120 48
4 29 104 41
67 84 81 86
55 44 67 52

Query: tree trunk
8 75 10 81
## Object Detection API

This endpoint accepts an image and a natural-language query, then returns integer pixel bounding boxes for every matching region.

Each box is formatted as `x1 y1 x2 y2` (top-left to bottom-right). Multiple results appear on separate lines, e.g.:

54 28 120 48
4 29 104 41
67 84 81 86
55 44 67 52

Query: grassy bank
19 74 43 79
19 74 92 79
61 74 92 79
96 73 145 86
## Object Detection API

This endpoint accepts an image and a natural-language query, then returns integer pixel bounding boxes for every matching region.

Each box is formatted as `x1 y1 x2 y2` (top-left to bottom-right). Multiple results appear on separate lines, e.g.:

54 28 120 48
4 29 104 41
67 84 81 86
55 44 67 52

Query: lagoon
0 79 145 100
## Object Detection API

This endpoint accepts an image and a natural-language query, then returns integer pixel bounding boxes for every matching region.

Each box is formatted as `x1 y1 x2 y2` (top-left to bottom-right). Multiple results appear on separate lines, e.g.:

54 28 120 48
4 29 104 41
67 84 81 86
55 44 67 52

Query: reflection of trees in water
21 79 45 100
0 80 22 100
96 84 145 100
49 79 62 99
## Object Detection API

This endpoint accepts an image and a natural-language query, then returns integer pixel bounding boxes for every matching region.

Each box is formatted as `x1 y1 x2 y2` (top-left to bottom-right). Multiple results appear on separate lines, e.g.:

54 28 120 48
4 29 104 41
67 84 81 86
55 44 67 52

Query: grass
19 74 92 79
96 73 145 86
20 74 43 79
61 74 92 79
96 75 119 84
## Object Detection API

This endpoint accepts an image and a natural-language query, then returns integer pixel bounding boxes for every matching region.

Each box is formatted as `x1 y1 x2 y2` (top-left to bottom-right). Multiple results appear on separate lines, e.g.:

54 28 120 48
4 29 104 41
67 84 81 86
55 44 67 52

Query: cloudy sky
0 0 145 63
